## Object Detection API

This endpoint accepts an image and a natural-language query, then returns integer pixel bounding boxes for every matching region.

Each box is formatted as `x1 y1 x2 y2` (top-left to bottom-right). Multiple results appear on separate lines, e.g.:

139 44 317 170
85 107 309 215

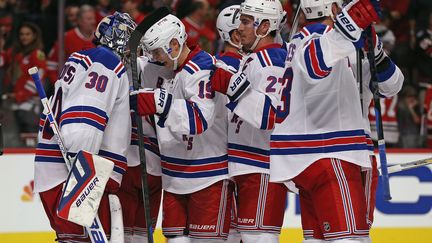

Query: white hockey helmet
141 14 187 54
217 5 241 42
240 0 283 32
94 12 137 55
300 0 343 20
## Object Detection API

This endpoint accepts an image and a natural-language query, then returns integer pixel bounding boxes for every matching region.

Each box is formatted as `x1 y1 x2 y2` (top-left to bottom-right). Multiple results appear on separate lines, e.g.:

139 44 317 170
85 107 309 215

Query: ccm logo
338 12 356 31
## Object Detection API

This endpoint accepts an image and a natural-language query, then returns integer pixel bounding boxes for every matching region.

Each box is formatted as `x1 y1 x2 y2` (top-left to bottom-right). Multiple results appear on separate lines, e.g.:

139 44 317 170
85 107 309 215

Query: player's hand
105 178 120 193
334 0 380 42
362 27 385 63
130 88 172 117
211 60 250 102
211 60 237 94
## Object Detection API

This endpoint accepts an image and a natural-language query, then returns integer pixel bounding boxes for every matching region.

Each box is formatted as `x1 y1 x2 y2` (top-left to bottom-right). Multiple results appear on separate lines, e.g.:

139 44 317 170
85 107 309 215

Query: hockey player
210 1 288 242
121 55 174 242
130 9 233 243
269 0 394 242
215 5 242 243
35 12 135 242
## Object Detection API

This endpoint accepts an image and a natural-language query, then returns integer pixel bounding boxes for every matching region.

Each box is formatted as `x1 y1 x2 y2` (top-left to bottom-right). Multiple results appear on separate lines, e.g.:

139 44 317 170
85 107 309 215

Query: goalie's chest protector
270 24 370 183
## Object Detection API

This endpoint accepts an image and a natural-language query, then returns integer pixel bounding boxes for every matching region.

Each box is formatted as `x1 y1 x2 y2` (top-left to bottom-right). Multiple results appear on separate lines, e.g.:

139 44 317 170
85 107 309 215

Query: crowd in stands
0 0 431 148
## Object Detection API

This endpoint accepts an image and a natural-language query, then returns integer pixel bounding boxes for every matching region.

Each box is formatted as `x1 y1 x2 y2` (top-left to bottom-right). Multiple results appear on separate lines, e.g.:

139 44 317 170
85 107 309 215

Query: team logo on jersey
323 222 331 232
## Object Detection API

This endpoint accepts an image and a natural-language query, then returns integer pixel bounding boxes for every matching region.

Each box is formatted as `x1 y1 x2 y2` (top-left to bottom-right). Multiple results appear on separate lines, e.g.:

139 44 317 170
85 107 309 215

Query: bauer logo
75 177 99 207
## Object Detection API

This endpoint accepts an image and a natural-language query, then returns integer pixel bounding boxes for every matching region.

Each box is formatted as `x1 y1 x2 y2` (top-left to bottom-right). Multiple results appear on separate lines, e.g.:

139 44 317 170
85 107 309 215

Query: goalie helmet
240 0 283 33
216 5 241 43
300 0 343 20
94 12 137 55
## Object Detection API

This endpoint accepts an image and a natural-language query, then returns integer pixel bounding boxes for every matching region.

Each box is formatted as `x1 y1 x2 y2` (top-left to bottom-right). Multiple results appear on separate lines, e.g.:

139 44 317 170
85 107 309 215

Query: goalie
34 12 135 242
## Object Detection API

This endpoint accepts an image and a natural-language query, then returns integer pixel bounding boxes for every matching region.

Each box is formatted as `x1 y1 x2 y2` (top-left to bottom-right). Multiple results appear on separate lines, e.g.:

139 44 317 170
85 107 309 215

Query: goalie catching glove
211 59 250 102
334 0 380 43
130 88 172 117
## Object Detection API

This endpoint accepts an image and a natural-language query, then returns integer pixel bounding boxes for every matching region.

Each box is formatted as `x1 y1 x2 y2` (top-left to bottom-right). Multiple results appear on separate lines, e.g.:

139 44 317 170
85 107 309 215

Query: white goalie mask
217 5 241 49
140 14 187 70
239 0 283 50
300 0 343 20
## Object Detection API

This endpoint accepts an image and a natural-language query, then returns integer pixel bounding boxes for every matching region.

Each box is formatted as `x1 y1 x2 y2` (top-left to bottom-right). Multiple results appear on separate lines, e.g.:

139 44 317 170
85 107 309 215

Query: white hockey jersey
126 56 174 176
270 24 371 183
35 46 131 193
221 45 288 177
154 46 228 194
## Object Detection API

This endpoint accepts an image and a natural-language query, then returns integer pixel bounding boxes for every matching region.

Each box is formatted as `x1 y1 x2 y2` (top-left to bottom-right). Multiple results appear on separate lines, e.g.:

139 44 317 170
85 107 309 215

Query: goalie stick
28 67 124 243
127 7 169 243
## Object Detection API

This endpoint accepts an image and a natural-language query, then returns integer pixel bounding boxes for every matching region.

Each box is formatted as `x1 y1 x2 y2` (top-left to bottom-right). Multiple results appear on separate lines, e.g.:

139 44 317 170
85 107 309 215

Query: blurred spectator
122 0 146 23
422 84 432 147
180 0 216 53
398 85 422 148
65 4 79 30
375 11 396 53
0 22 46 136
415 12 432 89
46 4 96 84
381 0 414 83
95 0 115 24
368 97 400 148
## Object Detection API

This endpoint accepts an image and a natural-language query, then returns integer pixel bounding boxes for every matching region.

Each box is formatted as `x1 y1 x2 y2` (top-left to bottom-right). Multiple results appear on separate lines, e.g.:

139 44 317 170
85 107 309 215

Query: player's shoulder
72 46 125 78
293 23 332 41
254 43 287 68
217 51 242 70
183 48 215 75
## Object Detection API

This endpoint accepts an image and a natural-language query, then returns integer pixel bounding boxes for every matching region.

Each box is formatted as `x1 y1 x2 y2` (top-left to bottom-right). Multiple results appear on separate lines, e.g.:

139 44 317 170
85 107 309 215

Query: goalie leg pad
57 151 114 227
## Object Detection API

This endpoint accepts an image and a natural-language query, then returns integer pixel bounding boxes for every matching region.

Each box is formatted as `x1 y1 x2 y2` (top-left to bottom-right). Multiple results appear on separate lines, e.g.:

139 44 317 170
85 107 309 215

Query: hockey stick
382 157 432 174
28 67 121 243
288 1 301 41
366 26 391 201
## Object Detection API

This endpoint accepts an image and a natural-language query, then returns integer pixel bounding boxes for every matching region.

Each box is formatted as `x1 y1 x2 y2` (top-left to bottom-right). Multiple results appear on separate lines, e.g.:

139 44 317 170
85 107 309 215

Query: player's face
149 48 174 69
238 14 256 50
19 26 35 46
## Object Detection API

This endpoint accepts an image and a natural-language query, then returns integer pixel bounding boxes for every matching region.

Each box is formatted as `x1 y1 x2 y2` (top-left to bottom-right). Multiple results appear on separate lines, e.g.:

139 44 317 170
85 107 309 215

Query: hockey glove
130 88 172 117
211 60 250 102
334 0 380 43
362 27 386 64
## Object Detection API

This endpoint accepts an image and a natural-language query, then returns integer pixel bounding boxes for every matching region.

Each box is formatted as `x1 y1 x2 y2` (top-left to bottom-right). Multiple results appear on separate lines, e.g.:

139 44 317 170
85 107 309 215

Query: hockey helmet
141 14 187 60
300 0 343 20
94 12 137 55
239 0 283 33
216 5 241 44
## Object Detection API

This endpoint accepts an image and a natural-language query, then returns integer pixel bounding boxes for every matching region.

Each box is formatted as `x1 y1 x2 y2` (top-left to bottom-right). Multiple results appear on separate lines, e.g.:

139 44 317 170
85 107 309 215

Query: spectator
0 22 46 136
121 0 146 24
180 0 216 53
46 4 96 84
398 85 422 148
95 0 115 24
65 4 79 30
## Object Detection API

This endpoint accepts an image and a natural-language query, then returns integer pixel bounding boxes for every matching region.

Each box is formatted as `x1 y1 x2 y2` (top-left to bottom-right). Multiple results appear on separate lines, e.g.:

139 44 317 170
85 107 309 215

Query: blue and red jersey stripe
185 100 208 135
161 154 228 178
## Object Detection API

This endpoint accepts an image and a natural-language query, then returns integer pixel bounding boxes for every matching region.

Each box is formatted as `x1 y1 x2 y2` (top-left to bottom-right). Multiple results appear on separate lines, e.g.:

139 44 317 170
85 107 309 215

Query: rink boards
0 150 431 243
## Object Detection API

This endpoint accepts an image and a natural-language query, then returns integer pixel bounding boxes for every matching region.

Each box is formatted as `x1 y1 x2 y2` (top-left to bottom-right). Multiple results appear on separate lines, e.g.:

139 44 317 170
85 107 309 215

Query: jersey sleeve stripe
185 101 208 135
376 60 396 82
304 39 332 79
260 95 276 130
257 52 267 67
